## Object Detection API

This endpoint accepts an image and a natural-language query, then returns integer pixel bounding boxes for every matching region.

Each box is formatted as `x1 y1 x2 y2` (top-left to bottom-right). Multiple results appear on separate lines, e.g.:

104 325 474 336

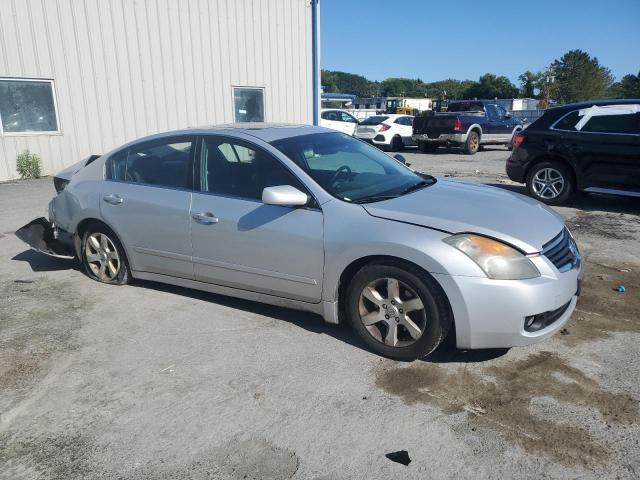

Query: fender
466 123 483 138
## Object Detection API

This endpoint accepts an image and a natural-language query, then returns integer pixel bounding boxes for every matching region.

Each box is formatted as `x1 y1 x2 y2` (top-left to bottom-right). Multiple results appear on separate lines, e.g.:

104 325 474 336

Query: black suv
506 99 640 205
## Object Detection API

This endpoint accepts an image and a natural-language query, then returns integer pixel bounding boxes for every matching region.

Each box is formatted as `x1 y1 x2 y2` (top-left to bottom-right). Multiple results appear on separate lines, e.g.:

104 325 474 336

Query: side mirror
504 113 512 119
262 185 309 207
393 154 407 165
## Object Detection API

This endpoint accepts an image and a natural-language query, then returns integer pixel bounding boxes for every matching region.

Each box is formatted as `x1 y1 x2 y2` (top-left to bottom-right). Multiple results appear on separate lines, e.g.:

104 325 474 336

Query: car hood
362 179 564 254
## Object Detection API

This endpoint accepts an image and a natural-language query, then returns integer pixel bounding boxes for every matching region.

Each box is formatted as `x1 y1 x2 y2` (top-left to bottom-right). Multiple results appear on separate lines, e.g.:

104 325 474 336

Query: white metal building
0 0 320 181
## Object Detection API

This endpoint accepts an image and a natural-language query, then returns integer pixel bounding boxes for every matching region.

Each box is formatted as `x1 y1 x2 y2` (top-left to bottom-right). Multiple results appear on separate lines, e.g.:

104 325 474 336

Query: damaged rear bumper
15 217 75 259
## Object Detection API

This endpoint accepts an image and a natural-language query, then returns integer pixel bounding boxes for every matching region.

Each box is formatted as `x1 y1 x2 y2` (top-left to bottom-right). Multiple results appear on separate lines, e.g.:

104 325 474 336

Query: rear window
360 116 389 126
582 114 639 134
447 102 485 113
552 111 580 131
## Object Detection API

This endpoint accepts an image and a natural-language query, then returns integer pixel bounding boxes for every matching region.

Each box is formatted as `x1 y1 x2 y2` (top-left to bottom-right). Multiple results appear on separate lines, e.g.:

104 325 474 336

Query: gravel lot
1 147 639 479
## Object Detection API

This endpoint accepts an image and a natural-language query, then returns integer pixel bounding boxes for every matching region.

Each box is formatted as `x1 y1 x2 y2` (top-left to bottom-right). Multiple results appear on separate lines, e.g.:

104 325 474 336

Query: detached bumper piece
15 217 75 259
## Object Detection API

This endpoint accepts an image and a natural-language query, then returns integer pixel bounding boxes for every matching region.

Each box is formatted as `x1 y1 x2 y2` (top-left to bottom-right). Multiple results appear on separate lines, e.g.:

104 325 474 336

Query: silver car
17 124 584 361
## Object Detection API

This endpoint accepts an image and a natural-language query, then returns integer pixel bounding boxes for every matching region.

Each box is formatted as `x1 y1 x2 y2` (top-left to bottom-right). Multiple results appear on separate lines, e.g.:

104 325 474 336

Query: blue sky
320 0 640 83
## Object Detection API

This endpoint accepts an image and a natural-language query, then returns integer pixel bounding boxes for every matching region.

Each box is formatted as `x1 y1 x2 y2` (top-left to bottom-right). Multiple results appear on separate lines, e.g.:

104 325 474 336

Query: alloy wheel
358 277 427 347
532 168 565 199
85 232 120 281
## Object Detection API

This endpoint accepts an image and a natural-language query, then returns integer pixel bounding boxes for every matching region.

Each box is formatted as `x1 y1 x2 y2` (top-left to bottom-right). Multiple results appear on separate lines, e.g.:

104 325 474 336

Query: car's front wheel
346 262 452 361
81 223 130 285
526 160 574 205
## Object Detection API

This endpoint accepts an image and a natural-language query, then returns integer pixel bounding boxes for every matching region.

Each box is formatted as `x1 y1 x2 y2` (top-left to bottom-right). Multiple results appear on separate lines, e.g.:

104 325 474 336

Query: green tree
321 70 375 97
608 71 640 98
551 50 614 103
518 70 541 98
380 78 428 97
423 79 477 99
465 74 519 99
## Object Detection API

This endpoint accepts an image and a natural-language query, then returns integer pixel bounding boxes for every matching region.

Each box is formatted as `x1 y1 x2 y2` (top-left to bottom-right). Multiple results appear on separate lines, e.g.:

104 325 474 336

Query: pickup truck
412 100 524 155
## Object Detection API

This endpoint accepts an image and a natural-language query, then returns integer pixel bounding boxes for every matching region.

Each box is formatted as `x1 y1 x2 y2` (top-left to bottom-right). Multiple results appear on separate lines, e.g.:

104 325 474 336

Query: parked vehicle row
17 125 582 361
507 99 640 205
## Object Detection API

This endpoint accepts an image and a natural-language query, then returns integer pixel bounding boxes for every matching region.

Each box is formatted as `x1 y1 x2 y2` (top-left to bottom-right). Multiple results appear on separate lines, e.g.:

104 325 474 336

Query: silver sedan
17 124 584 360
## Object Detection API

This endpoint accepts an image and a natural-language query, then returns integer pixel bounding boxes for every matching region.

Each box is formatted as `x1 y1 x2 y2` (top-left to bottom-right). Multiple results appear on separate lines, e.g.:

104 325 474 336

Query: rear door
189 135 324 302
321 110 342 133
101 136 195 278
567 110 640 189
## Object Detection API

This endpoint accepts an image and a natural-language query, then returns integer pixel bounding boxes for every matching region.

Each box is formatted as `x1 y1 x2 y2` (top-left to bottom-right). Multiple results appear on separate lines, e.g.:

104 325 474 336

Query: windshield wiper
398 178 434 195
351 194 399 204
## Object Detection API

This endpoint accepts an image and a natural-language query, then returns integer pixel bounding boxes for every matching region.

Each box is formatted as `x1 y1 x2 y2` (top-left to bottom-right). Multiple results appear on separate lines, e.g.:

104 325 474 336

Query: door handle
103 194 124 205
192 212 219 225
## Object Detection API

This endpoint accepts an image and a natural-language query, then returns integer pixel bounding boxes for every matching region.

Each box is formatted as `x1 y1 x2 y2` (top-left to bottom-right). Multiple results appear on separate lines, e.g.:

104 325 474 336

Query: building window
233 87 265 123
0 78 59 134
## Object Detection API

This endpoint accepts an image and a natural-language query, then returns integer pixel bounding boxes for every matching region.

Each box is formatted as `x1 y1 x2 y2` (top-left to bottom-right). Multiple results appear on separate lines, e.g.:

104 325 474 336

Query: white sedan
354 114 415 151
320 109 359 136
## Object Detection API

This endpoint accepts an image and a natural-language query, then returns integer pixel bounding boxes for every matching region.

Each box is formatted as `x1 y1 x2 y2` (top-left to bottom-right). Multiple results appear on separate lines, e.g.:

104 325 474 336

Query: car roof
119 123 336 146
550 99 640 112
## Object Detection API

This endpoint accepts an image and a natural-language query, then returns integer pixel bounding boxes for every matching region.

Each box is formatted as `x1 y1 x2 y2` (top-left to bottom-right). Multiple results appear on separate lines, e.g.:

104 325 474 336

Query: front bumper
433 254 585 349
413 133 466 144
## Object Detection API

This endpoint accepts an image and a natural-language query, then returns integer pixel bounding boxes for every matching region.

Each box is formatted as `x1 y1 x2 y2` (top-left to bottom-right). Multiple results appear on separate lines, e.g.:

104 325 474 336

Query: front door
190 136 324 303
100 136 195 278
486 104 512 141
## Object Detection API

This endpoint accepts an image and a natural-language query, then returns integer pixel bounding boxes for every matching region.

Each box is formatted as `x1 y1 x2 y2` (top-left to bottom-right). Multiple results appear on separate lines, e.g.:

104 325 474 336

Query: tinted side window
582 114 639 134
200 137 306 201
552 111 580 131
124 139 193 188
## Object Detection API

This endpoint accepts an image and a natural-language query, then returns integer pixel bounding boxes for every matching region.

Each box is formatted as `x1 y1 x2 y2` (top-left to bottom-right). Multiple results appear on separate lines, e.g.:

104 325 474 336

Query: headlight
444 234 540 280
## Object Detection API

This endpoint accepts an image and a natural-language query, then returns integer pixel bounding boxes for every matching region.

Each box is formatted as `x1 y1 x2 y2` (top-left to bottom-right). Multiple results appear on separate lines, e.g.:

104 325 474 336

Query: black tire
81 222 131 285
525 160 575 205
390 135 403 152
418 141 437 153
464 131 480 155
346 262 452 361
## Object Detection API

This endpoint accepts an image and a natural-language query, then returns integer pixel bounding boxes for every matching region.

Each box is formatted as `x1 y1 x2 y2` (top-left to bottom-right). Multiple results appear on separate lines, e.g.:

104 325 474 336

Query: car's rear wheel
464 131 480 155
346 262 452 361
526 160 574 205
82 223 130 285
390 135 403 152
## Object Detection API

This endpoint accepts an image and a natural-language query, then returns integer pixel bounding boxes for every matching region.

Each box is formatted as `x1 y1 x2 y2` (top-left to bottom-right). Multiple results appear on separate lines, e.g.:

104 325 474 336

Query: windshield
270 132 434 203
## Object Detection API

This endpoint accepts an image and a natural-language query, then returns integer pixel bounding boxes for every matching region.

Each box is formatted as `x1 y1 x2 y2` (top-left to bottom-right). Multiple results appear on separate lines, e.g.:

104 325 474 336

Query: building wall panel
0 0 313 181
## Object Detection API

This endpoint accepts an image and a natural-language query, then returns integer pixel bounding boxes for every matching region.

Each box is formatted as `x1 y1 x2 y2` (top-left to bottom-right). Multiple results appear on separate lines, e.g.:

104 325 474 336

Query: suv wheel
526 161 574 205
464 131 480 155
346 262 452 361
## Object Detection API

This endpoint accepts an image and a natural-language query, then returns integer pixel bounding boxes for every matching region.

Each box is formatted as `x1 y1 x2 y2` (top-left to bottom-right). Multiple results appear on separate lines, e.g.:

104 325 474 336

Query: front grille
524 300 572 332
542 228 579 272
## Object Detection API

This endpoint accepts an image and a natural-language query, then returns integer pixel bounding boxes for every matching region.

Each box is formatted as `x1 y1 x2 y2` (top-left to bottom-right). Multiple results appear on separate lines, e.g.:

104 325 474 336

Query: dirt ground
1 149 639 479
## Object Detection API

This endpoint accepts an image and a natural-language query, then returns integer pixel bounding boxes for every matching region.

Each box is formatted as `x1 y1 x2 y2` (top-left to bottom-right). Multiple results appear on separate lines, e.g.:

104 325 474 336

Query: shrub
16 150 42 179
